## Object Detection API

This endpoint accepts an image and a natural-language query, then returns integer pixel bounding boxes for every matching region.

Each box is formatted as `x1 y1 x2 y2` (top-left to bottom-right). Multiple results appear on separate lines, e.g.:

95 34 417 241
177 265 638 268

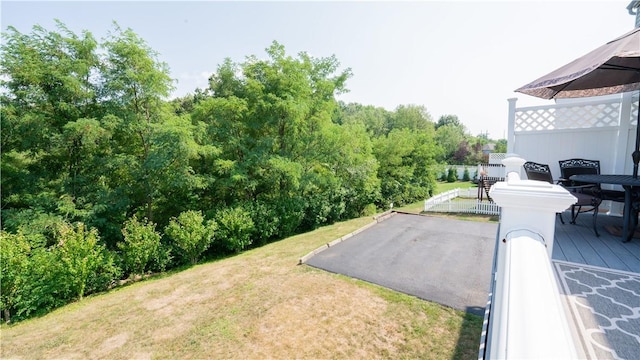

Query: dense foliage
0 22 499 322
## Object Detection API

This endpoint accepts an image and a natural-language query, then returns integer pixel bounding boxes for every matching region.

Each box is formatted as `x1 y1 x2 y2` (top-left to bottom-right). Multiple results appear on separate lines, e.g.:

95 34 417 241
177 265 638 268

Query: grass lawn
1 215 483 359
395 181 478 214
396 181 498 223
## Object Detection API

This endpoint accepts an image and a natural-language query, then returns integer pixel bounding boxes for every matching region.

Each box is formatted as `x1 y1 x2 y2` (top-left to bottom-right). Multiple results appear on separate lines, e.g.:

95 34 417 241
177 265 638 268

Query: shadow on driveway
305 213 498 316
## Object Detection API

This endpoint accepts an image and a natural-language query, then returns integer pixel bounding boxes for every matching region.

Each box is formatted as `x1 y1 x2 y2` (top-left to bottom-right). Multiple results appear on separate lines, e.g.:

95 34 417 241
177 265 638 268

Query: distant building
482 143 495 156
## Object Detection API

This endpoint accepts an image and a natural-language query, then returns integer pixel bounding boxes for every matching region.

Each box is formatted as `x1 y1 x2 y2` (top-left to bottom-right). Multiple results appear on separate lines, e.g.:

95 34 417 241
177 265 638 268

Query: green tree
0 21 209 249
101 24 176 223
495 139 508 153
374 129 438 206
435 114 463 129
311 123 380 219
193 41 363 235
1 22 102 223
435 123 466 163
337 102 391 137
388 104 434 133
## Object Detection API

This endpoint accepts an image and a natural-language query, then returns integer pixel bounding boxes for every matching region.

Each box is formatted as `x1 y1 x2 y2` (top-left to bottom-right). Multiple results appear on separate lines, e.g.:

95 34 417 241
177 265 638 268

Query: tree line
0 21 504 322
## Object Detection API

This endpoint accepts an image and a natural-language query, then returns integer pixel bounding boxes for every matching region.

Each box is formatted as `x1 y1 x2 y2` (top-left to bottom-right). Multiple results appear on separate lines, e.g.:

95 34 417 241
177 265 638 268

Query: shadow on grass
453 307 484 360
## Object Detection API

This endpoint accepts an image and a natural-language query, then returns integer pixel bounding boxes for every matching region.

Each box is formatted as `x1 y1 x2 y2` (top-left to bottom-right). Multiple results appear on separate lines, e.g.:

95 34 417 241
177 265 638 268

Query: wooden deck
552 211 640 273
551 212 640 359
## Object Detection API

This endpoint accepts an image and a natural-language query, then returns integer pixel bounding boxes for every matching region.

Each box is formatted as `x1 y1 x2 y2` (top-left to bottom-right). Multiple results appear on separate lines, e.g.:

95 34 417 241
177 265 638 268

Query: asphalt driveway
305 213 498 316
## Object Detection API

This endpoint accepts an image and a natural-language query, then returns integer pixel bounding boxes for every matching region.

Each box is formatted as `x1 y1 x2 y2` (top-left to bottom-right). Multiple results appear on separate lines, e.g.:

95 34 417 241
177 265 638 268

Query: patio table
570 174 640 242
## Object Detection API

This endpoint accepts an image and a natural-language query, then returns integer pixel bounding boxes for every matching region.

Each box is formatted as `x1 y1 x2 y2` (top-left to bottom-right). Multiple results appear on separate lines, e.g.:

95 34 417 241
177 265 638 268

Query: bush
362 203 378 216
215 207 255 253
274 197 305 239
462 167 470 181
55 222 120 301
165 210 217 265
119 216 162 277
245 201 280 246
0 222 120 322
447 168 457 182
0 231 30 323
16 247 61 319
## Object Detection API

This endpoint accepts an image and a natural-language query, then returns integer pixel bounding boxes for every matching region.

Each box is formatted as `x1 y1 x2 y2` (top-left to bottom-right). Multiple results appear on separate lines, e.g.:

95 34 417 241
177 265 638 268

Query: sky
1 0 636 139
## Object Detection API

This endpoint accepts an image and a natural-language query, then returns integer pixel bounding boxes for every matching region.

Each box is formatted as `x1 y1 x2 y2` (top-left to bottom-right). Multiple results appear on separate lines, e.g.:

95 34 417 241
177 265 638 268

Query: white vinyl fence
507 93 639 215
423 188 500 215
507 93 639 179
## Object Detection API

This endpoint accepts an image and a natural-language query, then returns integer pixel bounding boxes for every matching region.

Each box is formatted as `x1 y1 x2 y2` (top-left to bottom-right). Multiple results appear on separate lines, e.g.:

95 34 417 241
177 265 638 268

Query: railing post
507 98 517 154
501 154 523 181
485 155 579 359
491 155 576 257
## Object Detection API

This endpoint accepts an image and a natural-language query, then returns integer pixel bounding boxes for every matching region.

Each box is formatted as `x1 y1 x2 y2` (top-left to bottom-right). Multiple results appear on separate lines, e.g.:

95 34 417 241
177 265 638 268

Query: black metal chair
558 158 625 203
523 161 601 236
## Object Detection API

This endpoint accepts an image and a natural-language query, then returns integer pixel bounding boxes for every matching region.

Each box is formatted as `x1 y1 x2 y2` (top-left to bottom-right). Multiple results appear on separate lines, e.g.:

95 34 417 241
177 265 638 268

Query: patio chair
558 158 625 203
523 161 601 236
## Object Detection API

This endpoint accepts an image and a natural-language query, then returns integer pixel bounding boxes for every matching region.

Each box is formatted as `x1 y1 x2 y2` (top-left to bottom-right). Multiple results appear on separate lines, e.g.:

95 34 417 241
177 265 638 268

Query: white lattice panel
509 91 640 179
631 92 639 126
489 153 507 164
515 102 620 131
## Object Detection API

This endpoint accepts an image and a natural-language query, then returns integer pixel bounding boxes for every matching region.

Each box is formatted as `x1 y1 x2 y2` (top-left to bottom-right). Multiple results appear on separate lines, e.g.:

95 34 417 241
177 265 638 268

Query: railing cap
489 178 576 212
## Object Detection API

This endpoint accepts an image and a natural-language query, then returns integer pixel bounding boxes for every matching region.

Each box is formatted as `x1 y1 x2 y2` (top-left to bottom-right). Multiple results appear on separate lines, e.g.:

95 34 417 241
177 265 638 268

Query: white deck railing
486 229 578 359
481 155 579 359
479 163 505 179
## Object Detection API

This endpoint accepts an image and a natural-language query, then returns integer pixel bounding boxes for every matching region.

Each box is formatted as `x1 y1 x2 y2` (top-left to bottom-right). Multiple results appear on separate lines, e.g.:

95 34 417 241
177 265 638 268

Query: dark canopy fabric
516 27 640 100
515 27 640 176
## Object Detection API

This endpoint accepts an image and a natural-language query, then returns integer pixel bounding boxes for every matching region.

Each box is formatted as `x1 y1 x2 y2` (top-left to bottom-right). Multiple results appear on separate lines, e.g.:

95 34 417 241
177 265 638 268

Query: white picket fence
423 188 500 215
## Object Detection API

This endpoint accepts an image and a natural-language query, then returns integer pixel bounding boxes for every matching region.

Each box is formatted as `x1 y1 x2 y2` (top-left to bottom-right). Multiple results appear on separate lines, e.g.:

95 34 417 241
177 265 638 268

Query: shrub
245 201 280 246
362 203 378 216
462 167 470 181
274 197 305 239
55 222 120 301
119 216 162 277
165 210 216 265
215 207 255 253
17 247 61 319
0 231 30 323
447 168 457 182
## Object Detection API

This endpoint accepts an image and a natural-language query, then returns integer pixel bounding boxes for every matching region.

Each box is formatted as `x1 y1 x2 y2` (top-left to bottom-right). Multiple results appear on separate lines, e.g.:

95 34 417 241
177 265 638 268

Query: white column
615 91 633 174
507 98 517 154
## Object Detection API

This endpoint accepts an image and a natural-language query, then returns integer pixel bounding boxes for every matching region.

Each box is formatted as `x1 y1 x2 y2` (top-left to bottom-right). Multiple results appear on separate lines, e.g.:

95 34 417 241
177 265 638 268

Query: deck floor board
552 211 640 272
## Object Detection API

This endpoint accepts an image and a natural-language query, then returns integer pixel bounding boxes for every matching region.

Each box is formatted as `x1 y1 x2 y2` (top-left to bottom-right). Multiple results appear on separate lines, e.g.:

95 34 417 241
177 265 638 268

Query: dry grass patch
1 216 482 359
